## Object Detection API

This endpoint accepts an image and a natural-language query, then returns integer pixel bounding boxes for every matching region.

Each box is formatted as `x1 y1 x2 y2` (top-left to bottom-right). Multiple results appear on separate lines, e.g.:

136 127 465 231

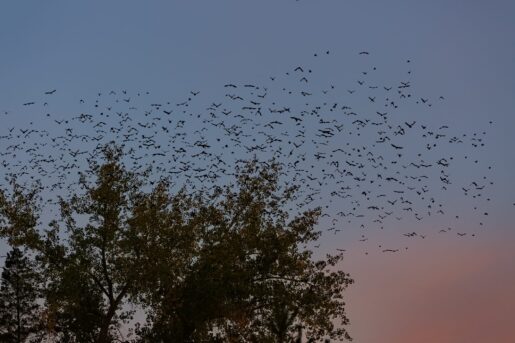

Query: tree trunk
96 305 117 343
95 283 130 343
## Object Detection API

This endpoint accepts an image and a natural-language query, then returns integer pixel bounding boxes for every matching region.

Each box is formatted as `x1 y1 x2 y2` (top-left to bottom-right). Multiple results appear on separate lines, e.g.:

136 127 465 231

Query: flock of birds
0 51 496 255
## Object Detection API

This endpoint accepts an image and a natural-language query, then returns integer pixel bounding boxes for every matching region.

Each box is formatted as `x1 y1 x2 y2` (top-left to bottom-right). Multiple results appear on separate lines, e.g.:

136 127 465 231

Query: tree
136 159 354 342
46 146 141 342
0 145 202 343
0 247 42 343
0 146 354 342
41 145 181 343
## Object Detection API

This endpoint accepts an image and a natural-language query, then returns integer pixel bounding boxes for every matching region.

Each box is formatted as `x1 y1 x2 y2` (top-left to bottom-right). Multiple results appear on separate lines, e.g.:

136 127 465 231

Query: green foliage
135 159 354 342
0 145 353 342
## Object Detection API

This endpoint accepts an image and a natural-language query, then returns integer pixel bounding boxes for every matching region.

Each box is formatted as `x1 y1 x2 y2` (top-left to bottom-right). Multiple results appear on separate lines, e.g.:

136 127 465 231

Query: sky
1 1 515 342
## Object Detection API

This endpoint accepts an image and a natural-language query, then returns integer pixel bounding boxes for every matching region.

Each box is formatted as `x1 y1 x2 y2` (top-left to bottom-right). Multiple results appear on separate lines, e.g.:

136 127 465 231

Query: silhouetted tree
0 146 353 342
136 160 354 342
0 146 200 343
0 247 42 342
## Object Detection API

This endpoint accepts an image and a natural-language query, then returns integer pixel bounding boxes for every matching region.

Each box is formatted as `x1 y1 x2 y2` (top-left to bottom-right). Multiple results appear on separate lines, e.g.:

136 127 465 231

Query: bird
0 52 494 260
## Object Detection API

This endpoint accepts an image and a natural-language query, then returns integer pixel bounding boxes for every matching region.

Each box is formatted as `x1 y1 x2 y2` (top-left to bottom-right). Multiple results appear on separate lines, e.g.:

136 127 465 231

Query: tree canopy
0 145 353 342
